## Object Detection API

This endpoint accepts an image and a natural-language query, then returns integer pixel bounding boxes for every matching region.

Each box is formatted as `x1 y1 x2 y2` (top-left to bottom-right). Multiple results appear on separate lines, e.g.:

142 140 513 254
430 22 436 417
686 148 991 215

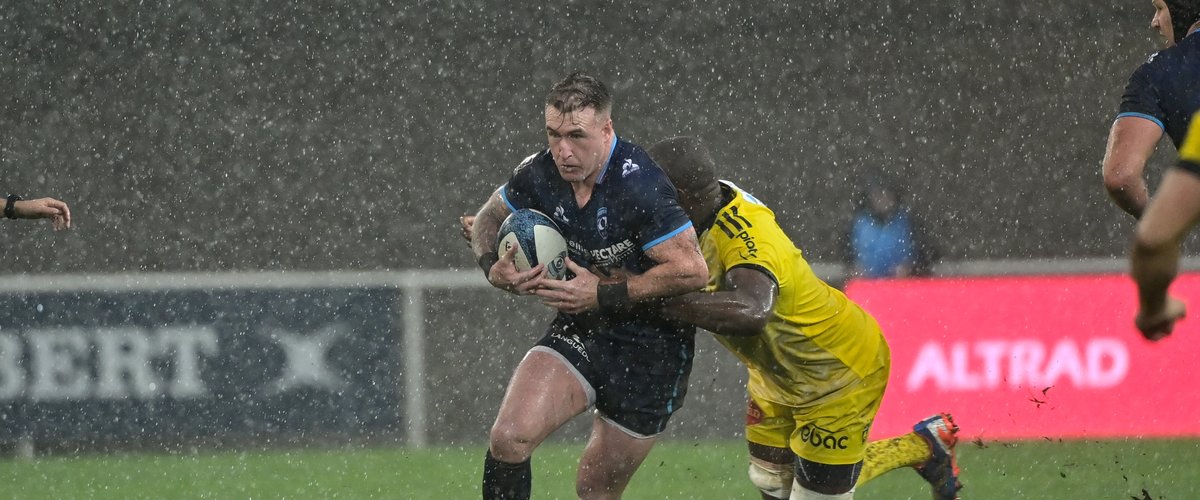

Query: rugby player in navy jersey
468 73 708 500
1103 0 1200 219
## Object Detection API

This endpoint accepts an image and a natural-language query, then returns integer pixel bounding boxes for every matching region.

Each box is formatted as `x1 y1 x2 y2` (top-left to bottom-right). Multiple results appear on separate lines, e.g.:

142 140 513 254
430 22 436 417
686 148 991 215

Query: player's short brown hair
546 72 612 115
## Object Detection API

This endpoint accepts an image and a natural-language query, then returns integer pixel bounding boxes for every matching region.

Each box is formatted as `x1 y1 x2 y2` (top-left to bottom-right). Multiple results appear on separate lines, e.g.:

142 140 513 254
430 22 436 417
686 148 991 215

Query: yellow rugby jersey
1179 111 1200 168
703 181 887 407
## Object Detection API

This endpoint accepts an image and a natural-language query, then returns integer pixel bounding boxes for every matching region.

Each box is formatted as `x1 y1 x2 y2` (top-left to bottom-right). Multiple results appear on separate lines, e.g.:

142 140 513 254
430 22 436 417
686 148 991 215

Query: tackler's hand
1135 296 1187 341
487 243 547 295
534 258 600 314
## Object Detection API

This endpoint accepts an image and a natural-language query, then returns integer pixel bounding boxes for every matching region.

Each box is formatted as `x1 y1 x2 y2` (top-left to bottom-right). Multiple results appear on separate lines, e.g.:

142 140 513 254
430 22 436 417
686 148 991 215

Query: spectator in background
843 174 937 279
4 193 71 230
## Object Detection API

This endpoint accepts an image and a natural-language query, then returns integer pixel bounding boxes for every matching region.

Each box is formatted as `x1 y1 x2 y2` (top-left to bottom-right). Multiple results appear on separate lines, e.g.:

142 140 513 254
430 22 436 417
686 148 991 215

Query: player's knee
488 424 538 462
748 457 794 499
787 480 855 500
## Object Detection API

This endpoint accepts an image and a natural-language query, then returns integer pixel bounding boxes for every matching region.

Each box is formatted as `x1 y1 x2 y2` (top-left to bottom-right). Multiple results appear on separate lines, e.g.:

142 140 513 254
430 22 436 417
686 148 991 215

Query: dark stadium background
1 1 1192 458
0 1 1175 274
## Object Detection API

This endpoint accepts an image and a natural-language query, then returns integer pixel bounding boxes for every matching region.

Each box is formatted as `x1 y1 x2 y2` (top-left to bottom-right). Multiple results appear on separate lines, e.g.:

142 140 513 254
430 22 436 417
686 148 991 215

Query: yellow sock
855 432 930 487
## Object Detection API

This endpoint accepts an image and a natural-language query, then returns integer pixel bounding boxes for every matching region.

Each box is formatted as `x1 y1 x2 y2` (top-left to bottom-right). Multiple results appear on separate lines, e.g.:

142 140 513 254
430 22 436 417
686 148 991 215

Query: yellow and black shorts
744 355 889 465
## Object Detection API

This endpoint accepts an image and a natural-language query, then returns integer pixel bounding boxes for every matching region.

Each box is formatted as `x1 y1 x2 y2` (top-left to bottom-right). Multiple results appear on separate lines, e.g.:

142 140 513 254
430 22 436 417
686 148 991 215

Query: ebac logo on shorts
798 423 850 450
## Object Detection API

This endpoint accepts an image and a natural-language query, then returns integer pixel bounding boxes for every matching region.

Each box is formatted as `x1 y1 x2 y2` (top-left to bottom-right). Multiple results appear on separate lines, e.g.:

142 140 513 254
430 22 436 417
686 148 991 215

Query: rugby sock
854 433 929 486
483 449 532 500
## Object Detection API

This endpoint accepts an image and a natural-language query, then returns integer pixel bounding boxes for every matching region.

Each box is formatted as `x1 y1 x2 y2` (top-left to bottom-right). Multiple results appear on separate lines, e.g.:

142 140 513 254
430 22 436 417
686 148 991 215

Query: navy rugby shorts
533 320 695 437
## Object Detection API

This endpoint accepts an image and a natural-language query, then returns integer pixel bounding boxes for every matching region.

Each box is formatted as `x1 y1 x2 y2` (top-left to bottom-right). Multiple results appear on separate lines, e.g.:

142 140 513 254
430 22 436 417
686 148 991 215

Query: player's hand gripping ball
497 209 569 280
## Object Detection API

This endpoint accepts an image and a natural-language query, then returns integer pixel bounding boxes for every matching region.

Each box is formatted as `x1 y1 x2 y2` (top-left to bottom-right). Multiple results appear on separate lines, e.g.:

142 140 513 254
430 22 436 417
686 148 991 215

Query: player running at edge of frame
1129 108 1200 340
461 137 962 500
1102 0 1200 220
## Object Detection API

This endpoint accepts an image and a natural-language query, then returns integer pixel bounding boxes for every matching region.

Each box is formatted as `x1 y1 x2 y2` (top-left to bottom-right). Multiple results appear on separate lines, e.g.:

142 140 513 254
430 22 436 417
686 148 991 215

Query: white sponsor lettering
5 326 219 401
905 338 1129 391
0 333 24 399
158 326 219 398
30 328 90 400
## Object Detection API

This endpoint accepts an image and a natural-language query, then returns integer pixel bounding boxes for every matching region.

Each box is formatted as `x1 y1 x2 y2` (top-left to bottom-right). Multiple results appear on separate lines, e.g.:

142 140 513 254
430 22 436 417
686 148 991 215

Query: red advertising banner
846 273 1200 441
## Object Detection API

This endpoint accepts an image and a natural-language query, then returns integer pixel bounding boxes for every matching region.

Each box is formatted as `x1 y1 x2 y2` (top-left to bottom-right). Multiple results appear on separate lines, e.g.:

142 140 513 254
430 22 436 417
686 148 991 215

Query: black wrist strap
597 281 632 313
4 195 22 219
478 251 500 277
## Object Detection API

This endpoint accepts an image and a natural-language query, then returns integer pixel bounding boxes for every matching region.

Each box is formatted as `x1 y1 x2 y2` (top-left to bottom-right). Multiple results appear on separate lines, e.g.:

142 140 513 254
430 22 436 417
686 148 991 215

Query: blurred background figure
843 174 938 279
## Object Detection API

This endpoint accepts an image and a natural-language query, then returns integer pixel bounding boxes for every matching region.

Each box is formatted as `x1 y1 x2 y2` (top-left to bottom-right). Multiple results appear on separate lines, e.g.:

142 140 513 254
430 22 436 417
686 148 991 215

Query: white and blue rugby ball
497 208 569 280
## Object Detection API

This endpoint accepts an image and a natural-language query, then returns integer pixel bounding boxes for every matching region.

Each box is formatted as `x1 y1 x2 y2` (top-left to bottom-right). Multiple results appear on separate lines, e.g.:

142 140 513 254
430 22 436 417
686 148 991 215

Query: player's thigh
492 348 590 442
576 415 658 496
789 378 885 463
745 393 797 452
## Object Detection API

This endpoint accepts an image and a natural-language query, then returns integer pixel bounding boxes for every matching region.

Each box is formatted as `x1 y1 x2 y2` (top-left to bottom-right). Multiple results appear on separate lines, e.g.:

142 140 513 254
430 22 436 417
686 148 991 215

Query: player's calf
788 481 855 500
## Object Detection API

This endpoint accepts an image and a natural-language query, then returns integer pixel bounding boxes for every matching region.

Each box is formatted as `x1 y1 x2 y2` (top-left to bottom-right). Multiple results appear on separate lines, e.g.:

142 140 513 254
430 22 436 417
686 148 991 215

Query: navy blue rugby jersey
1118 30 1200 148
500 136 694 279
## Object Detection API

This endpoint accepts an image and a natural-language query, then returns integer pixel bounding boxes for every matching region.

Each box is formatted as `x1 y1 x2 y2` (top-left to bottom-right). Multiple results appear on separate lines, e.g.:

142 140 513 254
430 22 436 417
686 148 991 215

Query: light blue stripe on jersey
498 183 518 212
641 221 693 251
1117 112 1165 130
594 135 620 185
664 343 690 417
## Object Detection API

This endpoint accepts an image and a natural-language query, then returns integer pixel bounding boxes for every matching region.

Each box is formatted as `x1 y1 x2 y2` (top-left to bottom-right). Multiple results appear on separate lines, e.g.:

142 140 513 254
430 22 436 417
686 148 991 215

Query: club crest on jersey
596 207 609 237
553 205 569 223
621 158 640 177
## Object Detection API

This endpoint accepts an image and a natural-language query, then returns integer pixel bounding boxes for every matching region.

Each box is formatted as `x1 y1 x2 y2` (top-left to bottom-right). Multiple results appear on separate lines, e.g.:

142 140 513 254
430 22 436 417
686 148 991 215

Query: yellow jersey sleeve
1178 111 1200 173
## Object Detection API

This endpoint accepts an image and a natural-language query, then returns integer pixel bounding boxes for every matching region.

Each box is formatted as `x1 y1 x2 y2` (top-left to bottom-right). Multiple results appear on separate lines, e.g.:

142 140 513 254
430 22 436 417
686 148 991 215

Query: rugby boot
913 413 962 500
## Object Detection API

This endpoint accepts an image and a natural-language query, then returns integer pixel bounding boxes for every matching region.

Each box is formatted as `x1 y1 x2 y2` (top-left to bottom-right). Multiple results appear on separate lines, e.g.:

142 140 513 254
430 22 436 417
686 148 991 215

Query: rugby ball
497 208 569 279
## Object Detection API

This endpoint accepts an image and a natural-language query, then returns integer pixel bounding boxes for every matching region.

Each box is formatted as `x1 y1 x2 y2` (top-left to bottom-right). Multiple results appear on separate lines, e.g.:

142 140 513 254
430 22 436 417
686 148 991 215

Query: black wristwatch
4 194 22 219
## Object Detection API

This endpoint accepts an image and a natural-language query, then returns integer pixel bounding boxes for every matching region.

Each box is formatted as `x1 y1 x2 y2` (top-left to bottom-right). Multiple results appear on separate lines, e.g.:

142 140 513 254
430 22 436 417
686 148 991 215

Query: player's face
673 185 708 224
545 106 613 184
1151 0 1175 47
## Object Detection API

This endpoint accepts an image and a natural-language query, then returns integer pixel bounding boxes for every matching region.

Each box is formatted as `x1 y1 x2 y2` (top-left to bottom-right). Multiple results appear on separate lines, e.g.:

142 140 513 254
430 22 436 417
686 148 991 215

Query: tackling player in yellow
649 137 960 500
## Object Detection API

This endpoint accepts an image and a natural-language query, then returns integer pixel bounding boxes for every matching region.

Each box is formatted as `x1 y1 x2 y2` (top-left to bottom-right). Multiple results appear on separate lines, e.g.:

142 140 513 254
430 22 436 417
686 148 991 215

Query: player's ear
599 114 613 136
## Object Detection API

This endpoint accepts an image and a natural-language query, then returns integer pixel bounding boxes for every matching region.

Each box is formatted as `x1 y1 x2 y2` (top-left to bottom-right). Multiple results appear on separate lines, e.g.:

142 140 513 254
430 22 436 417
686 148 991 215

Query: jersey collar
594 135 619 185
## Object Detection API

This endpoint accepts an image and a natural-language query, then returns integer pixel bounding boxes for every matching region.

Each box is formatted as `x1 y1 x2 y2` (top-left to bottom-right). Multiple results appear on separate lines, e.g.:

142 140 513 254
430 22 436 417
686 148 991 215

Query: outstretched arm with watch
5 194 72 230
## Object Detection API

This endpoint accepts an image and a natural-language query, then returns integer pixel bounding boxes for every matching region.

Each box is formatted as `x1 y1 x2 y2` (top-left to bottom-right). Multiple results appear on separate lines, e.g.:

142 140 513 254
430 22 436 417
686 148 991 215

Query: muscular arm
468 190 547 295
1131 168 1198 340
629 227 708 301
661 267 778 337
1103 116 1163 219
470 190 511 263
533 226 706 314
